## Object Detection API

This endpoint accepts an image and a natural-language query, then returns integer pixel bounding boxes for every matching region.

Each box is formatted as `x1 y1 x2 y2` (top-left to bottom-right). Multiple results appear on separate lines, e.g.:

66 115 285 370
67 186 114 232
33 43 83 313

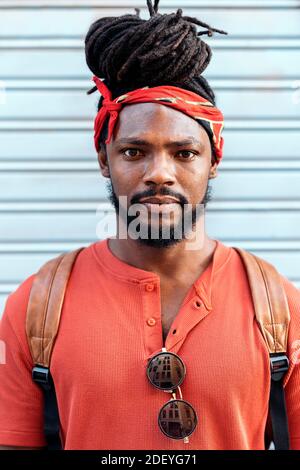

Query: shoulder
0 244 92 337
252 251 300 324
1 273 36 331
241 250 300 361
279 273 300 346
0 273 36 366
280 274 300 313
224 244 300 335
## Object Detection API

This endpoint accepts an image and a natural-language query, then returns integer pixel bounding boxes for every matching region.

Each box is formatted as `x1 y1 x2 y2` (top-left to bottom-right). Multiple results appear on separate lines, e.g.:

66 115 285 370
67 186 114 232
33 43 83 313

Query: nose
142 153 176 187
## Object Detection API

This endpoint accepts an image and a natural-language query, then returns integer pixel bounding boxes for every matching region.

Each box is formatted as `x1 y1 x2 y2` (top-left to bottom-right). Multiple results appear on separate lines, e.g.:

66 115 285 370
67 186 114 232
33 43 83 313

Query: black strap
269 354 290 450
269 379 290 450
32 366 62 450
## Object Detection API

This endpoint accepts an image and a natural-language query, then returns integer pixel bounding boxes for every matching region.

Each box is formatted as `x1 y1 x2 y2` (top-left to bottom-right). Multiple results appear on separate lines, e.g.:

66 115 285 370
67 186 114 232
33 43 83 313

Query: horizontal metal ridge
0 119 300 131
1 78 299 90
0 0 299 9
1 38 300 49
0 201 300 212
1 240 300 254
0 160 300 172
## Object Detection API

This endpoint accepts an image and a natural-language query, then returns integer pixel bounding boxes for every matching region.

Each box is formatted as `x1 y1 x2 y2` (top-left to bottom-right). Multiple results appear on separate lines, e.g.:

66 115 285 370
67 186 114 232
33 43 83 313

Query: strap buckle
32 365 52 390
270 354 289 382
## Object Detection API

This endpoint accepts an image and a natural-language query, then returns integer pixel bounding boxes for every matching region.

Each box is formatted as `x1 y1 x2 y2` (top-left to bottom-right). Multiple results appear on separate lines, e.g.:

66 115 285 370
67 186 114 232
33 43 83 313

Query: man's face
98 102 217 248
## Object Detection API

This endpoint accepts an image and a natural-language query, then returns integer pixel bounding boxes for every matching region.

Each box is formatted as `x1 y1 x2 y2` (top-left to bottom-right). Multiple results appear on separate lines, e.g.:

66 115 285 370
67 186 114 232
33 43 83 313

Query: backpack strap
26 247 84 450
234 247 291 450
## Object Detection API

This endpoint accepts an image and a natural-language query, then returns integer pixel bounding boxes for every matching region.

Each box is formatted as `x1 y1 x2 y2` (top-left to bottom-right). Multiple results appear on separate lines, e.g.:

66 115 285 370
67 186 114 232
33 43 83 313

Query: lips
139 197 179 204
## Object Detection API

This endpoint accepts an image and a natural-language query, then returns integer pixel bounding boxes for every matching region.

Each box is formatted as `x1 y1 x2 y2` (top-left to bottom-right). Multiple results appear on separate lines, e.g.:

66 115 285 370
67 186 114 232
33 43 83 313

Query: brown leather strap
26 247 85 367
234 247 290 354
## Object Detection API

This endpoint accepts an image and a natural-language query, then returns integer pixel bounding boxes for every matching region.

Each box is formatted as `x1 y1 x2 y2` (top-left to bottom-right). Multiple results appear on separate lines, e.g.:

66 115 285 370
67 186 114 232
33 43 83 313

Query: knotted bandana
90 75 224 164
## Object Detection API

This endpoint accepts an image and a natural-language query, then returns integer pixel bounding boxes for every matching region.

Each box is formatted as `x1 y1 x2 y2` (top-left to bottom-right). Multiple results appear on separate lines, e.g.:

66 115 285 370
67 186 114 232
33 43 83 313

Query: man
0 0 299 450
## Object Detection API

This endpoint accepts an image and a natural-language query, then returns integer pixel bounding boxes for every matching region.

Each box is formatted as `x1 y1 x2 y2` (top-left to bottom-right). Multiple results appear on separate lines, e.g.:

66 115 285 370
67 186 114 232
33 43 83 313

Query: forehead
110 102 209 144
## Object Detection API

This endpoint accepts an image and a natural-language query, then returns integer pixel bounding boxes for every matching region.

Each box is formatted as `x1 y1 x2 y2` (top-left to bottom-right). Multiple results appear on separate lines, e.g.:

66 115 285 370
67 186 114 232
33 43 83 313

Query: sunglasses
146 347 198 443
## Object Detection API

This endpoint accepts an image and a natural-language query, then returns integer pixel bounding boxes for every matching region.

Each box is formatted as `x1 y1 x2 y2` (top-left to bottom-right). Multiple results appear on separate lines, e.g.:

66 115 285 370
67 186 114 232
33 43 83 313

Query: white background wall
0 0 300 313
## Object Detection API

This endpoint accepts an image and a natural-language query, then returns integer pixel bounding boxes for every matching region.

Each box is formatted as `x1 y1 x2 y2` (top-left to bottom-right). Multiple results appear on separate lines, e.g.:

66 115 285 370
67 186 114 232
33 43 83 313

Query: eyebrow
114 137 204 148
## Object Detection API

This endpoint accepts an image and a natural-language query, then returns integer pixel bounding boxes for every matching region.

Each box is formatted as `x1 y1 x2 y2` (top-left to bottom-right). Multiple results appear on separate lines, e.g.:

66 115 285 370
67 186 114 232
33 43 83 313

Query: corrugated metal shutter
1 0 300 314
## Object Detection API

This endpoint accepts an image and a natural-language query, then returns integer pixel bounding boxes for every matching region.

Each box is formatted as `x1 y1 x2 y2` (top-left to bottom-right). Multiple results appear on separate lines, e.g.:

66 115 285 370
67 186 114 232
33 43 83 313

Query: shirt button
145 283 155 292
147 318 156 327
193 300 202 309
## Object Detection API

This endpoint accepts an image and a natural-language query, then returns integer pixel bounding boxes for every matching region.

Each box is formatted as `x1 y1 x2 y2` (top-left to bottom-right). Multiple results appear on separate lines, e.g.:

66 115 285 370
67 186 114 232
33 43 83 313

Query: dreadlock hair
85 0 227 164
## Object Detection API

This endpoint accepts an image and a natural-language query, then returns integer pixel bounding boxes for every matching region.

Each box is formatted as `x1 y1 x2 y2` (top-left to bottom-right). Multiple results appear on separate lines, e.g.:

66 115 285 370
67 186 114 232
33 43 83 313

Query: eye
177 150 198 159
121 148 143 158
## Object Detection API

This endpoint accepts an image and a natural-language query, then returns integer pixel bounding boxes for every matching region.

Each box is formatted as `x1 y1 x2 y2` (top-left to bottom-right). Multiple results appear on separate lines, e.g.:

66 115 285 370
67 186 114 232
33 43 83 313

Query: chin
135 236 183 249
127 221 188 249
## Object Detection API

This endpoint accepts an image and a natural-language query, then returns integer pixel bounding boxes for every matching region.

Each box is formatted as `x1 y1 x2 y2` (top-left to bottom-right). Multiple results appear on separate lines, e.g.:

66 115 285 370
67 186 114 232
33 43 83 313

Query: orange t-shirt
0 238 300 450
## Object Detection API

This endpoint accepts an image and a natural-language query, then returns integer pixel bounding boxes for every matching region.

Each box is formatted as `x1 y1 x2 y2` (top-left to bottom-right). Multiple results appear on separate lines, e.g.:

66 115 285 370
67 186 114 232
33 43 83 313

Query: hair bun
84 1 227 88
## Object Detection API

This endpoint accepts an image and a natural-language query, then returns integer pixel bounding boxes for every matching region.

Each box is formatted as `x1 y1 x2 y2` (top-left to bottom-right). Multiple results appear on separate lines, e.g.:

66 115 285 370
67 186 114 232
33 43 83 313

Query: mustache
131 187 188 206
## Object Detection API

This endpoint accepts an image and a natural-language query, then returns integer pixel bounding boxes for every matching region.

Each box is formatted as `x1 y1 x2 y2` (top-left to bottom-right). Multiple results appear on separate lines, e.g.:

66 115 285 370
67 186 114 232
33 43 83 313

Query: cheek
110 155 139 177
109 164 139 196
182 166 210 196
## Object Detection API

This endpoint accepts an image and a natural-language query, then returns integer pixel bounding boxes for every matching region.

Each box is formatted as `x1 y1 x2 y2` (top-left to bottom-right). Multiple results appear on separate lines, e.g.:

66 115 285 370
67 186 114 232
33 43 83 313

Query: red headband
91 76 224 164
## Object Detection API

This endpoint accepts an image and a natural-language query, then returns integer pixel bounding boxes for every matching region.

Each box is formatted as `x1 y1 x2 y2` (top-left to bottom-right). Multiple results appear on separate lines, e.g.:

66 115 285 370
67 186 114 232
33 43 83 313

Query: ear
209 160 218 179
97 144 110 178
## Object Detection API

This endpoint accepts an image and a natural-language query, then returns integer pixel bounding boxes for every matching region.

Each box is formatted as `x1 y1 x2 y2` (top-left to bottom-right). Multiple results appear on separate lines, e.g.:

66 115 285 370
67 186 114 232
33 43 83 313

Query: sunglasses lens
147 352 185 390
158 399 197 440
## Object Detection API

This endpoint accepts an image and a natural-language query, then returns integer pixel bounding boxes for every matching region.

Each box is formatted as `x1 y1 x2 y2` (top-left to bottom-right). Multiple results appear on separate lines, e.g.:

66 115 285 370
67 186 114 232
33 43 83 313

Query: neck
108 217 216 283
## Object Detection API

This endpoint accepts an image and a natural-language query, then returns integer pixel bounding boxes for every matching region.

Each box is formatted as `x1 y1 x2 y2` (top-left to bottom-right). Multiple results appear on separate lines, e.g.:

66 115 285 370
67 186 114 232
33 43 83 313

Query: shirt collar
92 238 232 300
192 239 232 311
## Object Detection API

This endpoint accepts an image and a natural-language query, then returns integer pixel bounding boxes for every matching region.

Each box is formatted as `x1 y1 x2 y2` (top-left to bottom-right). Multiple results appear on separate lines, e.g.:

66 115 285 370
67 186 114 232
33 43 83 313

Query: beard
105 178 212 249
